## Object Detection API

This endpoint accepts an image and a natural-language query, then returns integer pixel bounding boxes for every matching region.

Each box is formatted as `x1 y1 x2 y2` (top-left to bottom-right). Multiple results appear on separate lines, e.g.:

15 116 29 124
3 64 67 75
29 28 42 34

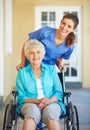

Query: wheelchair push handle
12 90 18 97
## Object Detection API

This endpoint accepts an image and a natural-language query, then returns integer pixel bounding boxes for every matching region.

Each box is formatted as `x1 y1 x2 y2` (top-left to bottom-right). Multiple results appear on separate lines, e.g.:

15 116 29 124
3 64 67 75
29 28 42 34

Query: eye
37 51 41 54
62 21 66 25
30 52 34 54
68 25 72 29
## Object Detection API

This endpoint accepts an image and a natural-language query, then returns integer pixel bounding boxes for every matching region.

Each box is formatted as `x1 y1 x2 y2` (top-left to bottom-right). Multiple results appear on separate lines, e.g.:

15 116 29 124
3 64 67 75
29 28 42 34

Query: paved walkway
69 88 90 130
0 88 90 130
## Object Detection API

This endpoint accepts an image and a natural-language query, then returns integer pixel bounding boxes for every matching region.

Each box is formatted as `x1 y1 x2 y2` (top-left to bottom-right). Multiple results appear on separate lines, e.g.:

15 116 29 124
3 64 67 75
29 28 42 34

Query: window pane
41 23 48 27
48 22 55 27
64 11 70 15
49 12 55 21
64 11 77 16
72 12 77 16
65 67 69 76
41 12 47 21
71 67 77 76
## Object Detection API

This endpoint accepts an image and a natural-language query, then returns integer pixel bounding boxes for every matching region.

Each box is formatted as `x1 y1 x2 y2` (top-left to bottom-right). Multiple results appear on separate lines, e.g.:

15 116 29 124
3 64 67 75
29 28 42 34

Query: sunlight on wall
0 0 4 95
5 0 12 55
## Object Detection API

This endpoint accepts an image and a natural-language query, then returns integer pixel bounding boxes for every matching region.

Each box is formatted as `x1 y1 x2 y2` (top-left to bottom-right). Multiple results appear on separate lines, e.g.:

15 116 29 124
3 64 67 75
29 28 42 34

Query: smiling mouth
60 28 67 33
33 59 40 61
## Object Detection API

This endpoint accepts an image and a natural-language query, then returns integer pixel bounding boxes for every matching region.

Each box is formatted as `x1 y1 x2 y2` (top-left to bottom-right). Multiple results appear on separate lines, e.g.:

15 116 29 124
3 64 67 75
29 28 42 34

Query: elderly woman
16 39 66 130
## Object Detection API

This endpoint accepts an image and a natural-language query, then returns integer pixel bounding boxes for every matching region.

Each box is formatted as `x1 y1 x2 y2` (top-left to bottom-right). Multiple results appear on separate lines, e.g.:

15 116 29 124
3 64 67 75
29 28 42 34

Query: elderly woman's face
28 47 44 65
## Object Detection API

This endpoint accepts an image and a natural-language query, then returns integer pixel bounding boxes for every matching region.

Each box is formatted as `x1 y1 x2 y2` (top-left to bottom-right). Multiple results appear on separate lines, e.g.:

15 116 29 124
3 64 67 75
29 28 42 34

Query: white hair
24 39 46 59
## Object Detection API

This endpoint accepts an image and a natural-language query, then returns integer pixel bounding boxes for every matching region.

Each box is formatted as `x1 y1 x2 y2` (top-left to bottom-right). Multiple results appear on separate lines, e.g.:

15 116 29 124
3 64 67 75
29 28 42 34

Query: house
0 0 90 101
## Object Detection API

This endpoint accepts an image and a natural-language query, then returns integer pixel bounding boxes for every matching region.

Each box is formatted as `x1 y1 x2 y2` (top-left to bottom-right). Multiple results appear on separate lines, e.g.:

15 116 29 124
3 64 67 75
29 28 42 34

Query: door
35 6 82 82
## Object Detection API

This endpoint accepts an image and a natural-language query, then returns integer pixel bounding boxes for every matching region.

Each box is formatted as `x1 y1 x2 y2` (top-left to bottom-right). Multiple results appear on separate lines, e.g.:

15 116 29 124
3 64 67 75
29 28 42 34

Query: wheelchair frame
3 71 80 130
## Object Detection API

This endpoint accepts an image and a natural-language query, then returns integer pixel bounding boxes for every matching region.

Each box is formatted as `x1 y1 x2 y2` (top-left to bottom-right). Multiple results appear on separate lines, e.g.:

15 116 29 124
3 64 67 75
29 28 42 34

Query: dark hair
62 13 79 47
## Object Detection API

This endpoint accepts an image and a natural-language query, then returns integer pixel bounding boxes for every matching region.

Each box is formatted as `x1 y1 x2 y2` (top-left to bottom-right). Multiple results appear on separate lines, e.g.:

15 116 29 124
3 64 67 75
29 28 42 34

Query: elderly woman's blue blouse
25 26 74 66
16 63 66 115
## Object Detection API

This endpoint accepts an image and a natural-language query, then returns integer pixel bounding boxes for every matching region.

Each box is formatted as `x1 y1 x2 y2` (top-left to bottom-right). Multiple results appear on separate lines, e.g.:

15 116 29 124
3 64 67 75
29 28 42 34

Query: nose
63 24 67 30
34 52 38 58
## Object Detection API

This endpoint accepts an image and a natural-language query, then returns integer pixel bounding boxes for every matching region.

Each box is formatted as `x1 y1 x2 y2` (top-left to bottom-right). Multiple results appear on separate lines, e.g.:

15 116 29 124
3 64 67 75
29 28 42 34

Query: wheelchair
3 70 80 130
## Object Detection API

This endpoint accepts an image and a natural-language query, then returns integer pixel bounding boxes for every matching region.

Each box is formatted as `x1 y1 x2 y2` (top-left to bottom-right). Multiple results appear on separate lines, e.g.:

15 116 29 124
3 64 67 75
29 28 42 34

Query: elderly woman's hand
41 97 51 105
38 98 51 109
38 102 46 109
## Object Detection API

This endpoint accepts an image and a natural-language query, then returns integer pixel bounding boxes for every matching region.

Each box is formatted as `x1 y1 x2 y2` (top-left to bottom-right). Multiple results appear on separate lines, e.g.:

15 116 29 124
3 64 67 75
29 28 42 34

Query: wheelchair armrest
17 113 24 120
64 92 71 97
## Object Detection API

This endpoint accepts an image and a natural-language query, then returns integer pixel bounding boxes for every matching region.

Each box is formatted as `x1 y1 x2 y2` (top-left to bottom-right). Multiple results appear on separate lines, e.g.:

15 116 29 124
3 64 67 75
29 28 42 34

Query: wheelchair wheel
73 105 79 130
3 104 9 130
67 102 79 130
3 100 17 130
